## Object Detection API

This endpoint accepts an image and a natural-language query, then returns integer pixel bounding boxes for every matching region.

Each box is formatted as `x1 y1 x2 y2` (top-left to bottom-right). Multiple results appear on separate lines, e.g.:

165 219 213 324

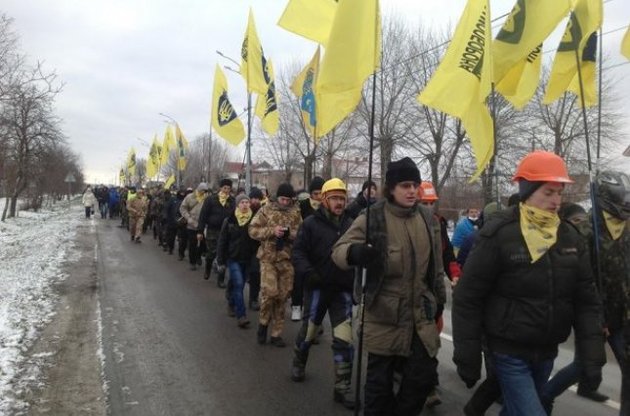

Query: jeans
608 328 630 414
492 352 554 416
99 202 108 218
228 260 248 319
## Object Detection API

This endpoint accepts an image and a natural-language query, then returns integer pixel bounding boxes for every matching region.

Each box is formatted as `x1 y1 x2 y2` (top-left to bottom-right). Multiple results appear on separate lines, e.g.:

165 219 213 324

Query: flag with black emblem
146 138 159 178
241 9 268 94
119 168 125 185
544 0 602 106
212 64 245 146
127 148 136 177
175 123 189 171
161 125 176 166
493 0 570 109
418 0 493 181
255 59 279 135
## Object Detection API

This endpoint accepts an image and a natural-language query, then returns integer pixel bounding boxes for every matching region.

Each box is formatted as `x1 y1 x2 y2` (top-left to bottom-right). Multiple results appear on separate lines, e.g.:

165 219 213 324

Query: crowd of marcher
79 151 630 415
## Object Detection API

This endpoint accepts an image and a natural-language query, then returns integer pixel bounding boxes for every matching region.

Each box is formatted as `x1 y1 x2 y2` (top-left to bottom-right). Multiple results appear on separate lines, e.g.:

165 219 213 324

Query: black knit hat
385 157 421 186
518 179 544 202
249 186 264 200
276 183 295 199
219 178 233 188
309 176 325 193
362 180 377 192
558 202 587 222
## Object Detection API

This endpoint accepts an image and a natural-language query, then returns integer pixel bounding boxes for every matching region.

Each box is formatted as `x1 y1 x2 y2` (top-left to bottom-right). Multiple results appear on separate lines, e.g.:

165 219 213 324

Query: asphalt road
95 219 621 416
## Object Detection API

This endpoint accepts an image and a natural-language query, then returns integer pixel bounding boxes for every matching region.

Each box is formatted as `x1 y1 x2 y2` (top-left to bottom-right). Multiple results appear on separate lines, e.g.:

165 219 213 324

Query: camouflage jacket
248 201 302 263
127 197 148 218
590 214 630 330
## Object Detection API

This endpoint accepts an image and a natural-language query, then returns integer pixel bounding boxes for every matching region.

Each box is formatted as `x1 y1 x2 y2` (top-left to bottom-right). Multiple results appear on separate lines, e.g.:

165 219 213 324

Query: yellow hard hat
321 178 347 196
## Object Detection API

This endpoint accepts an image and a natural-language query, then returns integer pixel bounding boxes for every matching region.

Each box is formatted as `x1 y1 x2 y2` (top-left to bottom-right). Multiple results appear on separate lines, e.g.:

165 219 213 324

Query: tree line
0 14 83 221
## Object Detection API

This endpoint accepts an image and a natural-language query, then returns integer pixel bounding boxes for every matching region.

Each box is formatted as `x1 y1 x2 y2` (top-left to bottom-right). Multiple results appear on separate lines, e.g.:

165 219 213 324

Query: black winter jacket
198 194 235 232
345 192 370 220
166 197 184 228
292 207 354 292
217 213 256 265
452 206 605 384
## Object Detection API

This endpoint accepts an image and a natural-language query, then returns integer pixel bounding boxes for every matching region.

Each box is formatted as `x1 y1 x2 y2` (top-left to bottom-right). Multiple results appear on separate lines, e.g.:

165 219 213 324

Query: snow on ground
0 200 85 414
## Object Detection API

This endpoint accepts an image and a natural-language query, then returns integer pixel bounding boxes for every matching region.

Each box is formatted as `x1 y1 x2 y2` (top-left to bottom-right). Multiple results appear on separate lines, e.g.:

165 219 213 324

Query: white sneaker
291 306 302 321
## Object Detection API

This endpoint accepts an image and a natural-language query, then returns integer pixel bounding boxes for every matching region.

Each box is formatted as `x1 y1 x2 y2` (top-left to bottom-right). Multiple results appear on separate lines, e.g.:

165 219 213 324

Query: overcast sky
2 0 629 184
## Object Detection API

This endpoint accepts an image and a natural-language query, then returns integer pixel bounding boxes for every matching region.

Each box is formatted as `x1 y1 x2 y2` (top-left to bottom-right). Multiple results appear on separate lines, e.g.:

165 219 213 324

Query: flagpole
246 92 253 194
355 3 379 413
572 29 603 293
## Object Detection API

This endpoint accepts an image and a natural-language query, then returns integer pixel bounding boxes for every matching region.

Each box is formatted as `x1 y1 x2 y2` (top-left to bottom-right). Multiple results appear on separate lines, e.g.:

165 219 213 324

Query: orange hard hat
418 181 439 201
512 151 574 183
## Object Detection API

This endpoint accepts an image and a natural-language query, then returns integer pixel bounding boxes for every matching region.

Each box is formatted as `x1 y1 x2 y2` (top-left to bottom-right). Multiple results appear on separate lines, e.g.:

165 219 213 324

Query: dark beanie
385 157 421 186
249 186 264 200
219 178 233 188
362 180 377 192
276 183 295 199
558 202 587 222
518 179 544 202
309 176 325 193
507 193 520 207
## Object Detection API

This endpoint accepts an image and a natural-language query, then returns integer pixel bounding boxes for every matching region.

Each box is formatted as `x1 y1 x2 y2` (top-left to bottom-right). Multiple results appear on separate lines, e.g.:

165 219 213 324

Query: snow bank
0 201 84 414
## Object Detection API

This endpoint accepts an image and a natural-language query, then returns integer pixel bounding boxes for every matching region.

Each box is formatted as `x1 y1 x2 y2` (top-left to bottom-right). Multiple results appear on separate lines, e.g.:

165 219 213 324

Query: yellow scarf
235 208 252 226
603 210 626 240
519 203 560 263
195 191 206 203
219 191 229 206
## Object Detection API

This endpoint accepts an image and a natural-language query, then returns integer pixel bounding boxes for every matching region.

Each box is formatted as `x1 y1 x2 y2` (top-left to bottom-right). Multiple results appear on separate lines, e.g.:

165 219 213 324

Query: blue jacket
452 217 477 248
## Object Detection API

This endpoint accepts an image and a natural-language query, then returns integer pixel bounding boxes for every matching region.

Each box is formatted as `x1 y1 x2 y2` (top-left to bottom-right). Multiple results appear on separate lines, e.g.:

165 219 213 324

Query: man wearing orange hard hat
452 151 605 415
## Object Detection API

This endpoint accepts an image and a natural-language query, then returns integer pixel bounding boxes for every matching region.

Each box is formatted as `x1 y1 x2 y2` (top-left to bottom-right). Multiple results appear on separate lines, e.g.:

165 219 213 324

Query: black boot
334 362 357 410
291 347 309 382
257 324 268 344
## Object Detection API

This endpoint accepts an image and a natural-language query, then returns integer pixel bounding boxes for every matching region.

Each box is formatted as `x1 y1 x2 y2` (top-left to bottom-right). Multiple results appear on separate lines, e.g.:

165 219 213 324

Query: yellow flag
493 0 570 84
164 174 175 190
277 0 336 46
418 0 493 180
543 0 603 105
241 9 268 94
161 125 176 165
496 44 542 109
127 148 136 177
146 137 161 178
212 64 246 146
622 26 630 60
255 60 279 136
119 168 125 185
567 32 598 107
315 0 381 138
291 46 320 136
175 123 189 171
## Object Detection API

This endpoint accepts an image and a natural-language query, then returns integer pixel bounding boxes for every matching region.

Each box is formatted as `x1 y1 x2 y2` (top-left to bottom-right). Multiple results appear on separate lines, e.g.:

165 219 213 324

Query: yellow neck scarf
519 203 560 263
235 208 252 226
309 198 321 210
195 191 206 203
603 210 626 240
219 191 229 206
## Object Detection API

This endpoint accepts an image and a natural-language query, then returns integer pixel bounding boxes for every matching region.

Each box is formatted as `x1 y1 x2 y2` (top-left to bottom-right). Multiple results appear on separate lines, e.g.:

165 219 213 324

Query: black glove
457 367 478 389
347 244 378 267
305 272 322 289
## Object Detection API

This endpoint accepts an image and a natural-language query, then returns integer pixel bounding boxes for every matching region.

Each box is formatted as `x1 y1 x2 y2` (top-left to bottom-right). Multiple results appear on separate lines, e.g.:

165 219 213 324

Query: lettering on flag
458 9 488 80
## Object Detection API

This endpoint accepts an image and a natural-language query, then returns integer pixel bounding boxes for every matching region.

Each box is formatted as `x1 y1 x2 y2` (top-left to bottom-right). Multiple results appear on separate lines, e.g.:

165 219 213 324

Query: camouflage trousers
129 216 144 239
259 259 294 338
